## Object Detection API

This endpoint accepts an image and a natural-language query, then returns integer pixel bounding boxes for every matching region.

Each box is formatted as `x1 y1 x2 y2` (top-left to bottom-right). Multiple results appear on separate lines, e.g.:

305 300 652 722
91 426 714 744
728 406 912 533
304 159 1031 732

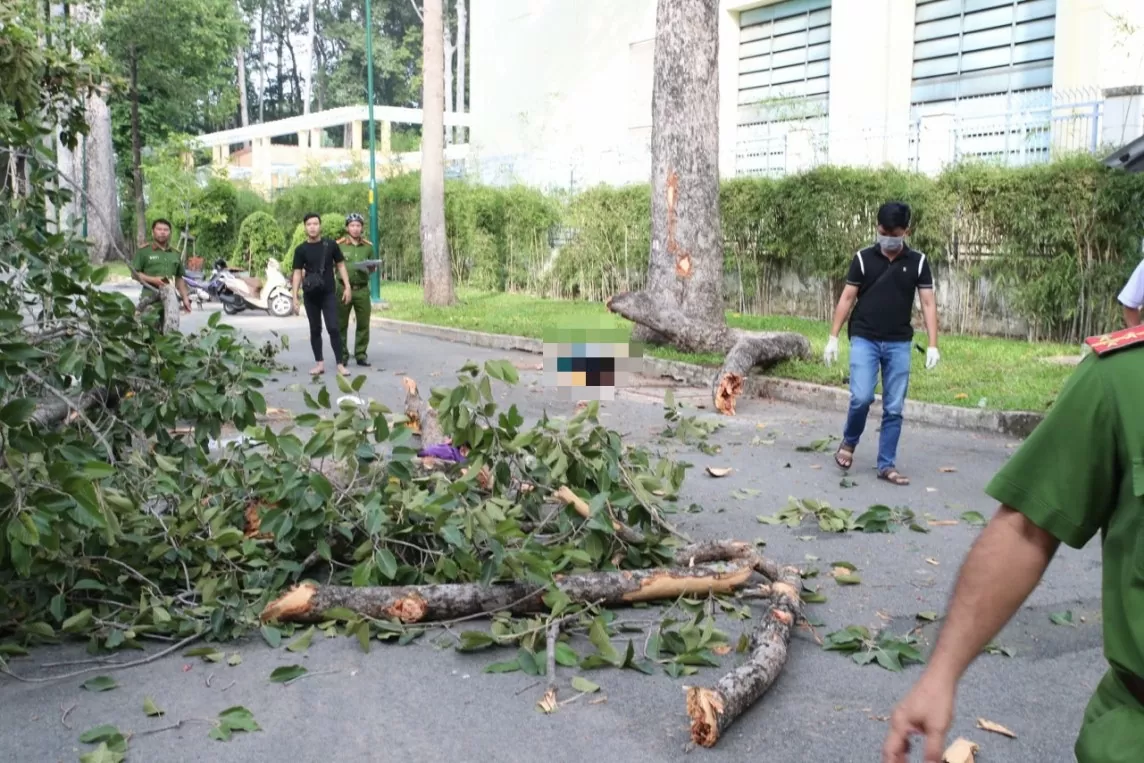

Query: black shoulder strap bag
301 239 331 296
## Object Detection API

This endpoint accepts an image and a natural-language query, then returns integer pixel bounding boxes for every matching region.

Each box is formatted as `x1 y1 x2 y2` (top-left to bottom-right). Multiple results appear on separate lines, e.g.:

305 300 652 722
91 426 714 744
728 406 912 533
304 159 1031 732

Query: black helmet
345 213 364 225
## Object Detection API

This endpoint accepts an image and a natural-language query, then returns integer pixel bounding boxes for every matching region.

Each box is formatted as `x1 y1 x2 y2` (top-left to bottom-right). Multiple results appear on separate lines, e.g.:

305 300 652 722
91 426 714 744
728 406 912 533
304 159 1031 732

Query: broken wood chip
711 644 732 656
925 558 940 566
705 466 733 478
939 466 958 473
928 520 959 527
538 688 557 714
976 718 1016 738
943 737 979 763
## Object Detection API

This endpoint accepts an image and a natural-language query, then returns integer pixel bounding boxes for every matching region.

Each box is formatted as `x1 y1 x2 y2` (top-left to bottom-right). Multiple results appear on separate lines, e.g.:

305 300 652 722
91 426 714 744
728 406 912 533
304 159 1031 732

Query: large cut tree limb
685 564 804 747
607 291 811 415
402 376 443 445
261 561 762 625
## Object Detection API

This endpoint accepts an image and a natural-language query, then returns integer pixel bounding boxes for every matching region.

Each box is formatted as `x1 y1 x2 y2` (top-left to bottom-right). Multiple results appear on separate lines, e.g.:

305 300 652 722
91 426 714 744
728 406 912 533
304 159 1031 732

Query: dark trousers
303 289 344 364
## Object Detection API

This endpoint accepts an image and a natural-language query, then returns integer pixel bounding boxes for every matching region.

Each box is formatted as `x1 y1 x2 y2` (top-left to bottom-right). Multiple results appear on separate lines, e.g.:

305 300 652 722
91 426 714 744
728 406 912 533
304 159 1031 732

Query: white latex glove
823 336 839 367
925 346 941 370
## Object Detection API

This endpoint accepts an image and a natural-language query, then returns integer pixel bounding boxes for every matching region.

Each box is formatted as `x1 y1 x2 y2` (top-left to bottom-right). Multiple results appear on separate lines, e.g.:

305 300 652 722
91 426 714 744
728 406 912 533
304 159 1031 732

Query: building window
911 0 1058 165
735 0 832 176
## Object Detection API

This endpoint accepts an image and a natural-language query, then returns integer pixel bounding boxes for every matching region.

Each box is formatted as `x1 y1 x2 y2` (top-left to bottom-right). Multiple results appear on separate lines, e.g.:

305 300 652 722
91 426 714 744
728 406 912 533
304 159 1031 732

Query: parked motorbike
214 258 294 318
183 267 223 307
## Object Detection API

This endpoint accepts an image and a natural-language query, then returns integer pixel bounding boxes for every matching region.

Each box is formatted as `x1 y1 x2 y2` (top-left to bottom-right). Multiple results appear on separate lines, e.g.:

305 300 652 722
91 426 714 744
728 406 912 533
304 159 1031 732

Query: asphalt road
1 293 1102 763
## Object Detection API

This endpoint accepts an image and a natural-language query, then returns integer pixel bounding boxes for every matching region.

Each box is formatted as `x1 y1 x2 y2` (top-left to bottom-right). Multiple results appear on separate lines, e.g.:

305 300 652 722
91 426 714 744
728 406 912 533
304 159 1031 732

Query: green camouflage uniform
132 241 185 326
335 236 373 363
985 326 1144 762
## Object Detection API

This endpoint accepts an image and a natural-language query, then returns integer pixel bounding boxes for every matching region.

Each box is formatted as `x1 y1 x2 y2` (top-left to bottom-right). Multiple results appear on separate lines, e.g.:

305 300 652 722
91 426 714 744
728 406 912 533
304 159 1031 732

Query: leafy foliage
233 210 287 272
822 625 925 672
288 212 348 249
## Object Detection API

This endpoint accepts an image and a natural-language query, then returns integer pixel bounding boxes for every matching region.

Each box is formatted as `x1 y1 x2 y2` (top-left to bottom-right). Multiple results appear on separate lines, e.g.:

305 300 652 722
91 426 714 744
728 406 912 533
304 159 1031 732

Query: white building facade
468 0 1144 190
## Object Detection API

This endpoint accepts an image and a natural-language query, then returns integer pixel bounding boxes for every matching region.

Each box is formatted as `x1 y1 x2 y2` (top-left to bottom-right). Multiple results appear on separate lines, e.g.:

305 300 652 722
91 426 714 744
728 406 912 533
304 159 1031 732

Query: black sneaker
356 358 371 367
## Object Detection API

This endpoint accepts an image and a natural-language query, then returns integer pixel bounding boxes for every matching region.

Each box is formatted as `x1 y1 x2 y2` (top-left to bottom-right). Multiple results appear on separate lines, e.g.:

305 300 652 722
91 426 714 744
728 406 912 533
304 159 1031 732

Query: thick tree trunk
129 48 145 246
302 0 314 115
257 3 266 124
607 290 810 414
685 565 803 747
630 0 723 347
443 15 454 147
83 91 124 265
261 562 758 625
237 45 250 133
420 0 454 305
455 0 466 144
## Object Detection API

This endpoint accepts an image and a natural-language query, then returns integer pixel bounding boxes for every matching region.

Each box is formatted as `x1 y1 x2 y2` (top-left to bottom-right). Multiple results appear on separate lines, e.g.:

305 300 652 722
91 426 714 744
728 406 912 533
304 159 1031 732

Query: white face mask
877 235 905 252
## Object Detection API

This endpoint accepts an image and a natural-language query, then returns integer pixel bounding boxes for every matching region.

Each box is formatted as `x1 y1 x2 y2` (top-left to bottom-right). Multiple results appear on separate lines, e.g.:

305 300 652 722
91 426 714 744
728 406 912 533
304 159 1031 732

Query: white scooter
216 258 294 318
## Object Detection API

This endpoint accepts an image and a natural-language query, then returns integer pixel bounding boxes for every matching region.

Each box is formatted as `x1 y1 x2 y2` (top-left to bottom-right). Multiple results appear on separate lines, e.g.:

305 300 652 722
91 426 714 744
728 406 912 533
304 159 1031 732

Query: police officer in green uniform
133 218 191 322
882 325 1144 763
335 213 377 367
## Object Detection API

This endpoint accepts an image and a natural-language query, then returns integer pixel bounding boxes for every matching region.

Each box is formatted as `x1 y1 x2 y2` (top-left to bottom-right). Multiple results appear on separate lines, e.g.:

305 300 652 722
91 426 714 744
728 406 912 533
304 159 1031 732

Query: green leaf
916 611 940 622
516 647 540 676
269 665 307 683
227 653 242 666
79 724 124 744
960 510 987 527
143 696 165 717
79 461 117 480
0 398 36 427
570 676 600 694
375 548 398 581
62 608 93 633
456 631 496 652
79 742 125 763
81 675 118 692
285 626 314 652
260 625 282 648
587 616 619 663
483 659 521 673
1049 610 1075 626
554 642 579 667
834 574 862 585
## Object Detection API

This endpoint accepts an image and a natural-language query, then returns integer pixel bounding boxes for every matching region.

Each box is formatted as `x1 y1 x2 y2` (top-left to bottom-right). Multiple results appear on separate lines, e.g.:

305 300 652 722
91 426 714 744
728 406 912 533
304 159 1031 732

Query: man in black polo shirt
823 201 940 486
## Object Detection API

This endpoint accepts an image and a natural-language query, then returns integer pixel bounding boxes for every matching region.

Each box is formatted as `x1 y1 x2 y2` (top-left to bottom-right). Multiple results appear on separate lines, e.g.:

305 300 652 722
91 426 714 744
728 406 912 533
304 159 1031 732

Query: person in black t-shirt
291 213 354 376
822 201 941 486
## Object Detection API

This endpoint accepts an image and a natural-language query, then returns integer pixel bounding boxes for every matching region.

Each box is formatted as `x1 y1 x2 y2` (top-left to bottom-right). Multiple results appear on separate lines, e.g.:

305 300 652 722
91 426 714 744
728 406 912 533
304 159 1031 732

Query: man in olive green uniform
133 218 191 328
336 213 377 367
882 326 1144 763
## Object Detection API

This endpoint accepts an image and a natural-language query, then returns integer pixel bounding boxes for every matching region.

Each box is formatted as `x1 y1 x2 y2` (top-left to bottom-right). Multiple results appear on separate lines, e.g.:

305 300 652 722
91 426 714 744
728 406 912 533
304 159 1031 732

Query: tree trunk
236 45 250 140
402 376 443 446
455 0 466 144
420 0 454 306
685 565 803 747
605 0 811 414
443 9 454 147
257 3 266 123
302 0 314 115
83 91 123 264
628 0 724 347
261 562 759 625
129 46 146 246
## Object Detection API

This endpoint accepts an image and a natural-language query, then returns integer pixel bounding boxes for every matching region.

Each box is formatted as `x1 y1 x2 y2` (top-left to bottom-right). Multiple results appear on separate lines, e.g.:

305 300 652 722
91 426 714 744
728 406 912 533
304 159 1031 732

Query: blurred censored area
542 326 644 401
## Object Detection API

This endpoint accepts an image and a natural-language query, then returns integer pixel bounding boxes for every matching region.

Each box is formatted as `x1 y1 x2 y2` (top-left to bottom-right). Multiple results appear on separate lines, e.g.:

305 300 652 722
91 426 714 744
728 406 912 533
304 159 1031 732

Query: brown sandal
878 468 910 486
834 444 855 470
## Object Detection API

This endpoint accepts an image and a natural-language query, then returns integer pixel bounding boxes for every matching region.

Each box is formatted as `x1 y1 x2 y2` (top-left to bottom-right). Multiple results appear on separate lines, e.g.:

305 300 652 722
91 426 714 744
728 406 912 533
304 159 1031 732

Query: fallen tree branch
261 561 760 625
554 485 646 545
27 387 109 430
685 565 803 747
25 370 116 462
606 291 811 415
403 376 444 446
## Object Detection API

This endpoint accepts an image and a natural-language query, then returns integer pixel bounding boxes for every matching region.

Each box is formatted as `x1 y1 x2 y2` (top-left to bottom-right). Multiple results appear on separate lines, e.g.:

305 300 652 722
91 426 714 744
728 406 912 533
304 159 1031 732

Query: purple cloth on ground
418 443 465 462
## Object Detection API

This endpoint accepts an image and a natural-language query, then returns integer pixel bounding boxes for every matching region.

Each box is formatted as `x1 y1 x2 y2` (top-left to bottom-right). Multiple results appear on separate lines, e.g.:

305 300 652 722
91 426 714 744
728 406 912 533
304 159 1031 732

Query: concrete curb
371 317 1044 438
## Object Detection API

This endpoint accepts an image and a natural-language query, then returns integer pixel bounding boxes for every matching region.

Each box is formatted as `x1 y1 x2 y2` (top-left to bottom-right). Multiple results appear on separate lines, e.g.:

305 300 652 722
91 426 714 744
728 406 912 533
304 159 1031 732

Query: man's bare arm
1124 305 1141 328
919 289 938 348
926 505 1059 682
829 284 858 337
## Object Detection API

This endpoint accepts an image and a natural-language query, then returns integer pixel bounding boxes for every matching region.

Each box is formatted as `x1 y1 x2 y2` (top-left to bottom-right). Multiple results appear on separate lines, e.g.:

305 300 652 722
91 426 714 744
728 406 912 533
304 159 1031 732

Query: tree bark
261 562 758 625
607 290 810 415
257 2 266 124
237 45 250 135
455 0 466 144
443 6 454 147
685 565 803 747
302 0 314 115
402 376 443 446
129 46 146 246
630 0 723 347
420 0 454 305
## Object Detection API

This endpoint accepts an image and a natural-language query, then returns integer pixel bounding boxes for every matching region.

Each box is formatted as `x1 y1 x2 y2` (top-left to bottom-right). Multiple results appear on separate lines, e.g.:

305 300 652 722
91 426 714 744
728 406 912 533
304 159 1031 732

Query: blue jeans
842 337 912 473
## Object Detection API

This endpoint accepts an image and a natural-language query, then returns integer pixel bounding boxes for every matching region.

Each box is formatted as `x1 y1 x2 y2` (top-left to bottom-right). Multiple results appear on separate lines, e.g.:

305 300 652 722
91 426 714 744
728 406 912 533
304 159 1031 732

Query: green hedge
229 155 1144 342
